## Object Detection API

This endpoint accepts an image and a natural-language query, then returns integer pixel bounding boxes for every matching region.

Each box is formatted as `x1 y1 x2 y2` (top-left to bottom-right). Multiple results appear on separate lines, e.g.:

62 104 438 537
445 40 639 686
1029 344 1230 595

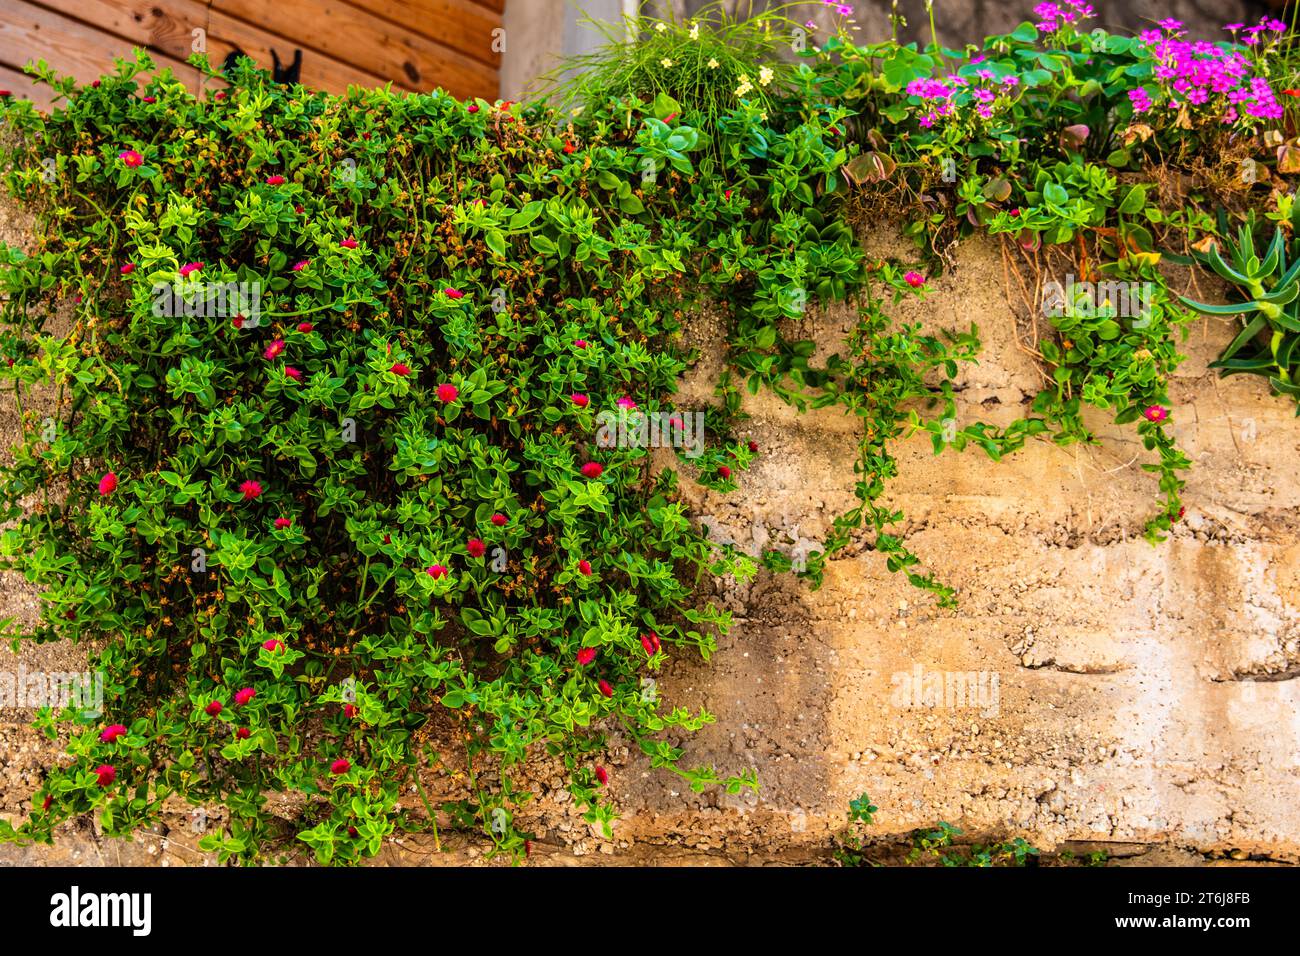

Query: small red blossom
99 724 128 743
263 338 285 360
118 150 143 167
240 479 263 501
262 639 283 652
205 701 223 716
578 559 592 576
574 339 588 349
718 465 732 479
390 362 411 376
563 140 576 154
234 687 256 706
296 322 314 332
236 727 250 739
274 517 293 530
576 647 596 666
340 237 358 249
344 703 359 718
748 440 759 453
1143 405 1169 423
292 259 309 272
98 471 118 496
141 96 156 103
284 366 303 381
640 632 660 656
94 765 117 787
903 271 925 288
467 538 486 558
265 174 286 185
490 512 507 527
427 564 448 579
571 392 589 407
331 758 351 775
119 263 135 275
580 462 603 479
41 794 52 811
468 103 480 113
443 287 464 299
436 383 459 403
598 679 613 698
594 766 609 785
179 262 203 278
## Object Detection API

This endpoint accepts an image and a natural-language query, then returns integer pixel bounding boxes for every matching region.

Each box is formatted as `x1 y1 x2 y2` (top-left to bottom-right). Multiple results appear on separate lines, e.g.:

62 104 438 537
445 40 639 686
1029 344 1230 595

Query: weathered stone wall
0 193 1296 865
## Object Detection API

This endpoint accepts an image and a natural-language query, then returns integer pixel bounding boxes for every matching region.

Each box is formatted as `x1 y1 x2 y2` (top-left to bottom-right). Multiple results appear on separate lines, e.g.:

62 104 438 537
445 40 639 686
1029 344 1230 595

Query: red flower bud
577 647 596 666
598 679 613 698
94 764 116 787
331 758 350 775
467 538 486 558
99 724 127 743
205 701 222 716
594 766 608 785
580 462 603 479
234 687 255 706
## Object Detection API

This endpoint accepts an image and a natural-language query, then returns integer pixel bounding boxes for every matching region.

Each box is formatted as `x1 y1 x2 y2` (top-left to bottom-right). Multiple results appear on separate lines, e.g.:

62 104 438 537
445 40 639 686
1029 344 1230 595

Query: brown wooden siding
0 0 501 109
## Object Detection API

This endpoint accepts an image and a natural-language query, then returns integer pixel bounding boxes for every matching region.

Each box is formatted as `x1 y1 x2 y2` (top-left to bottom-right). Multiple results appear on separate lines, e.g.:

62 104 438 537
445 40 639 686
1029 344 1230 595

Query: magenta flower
580 462 603 479
263 639 283 652
95 764 117 787
467 538 486 558
904 271 925 288
427 564 448 579
577 559 592 576
577 647 596 666
205 701 223 716
118 150 143 167
443 287 464 299
292 259 309 272
263 339 285 360
99 724 127 743
331 758 350 774
119 263 135 275
265 174 286 185
571 392 589 407
490 512 507 527
616 395 637 410
234 687 255 706
436 383 459 403
98 471 118 496
284 366 303 381
594 765 609 785
179 262 203 278
1143 405 1169 423
240 479 263 501
274 517 293 530
574 339 588 349
340 237 358 249
390 362 411 376
297 322 314 333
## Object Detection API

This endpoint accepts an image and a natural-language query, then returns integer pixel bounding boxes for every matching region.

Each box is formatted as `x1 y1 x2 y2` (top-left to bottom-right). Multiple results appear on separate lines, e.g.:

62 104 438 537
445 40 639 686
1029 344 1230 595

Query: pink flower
240 480 263 501
292 259 309 272
296 322 314 333
263 339 285 360
390 362 411 376
574 339 588 349
598 679 613 698
343 704 358 718
94 764 117 787
616 395 637 410
234 687 255 706
904 271 925 288
571 393 589 407
179 262 203 278
99 724 127 743
262 639 283 652
331 758 350 774
1143 405 1169 423
580 462 603 479
274 517 292 529
119 263 135 275
718 465 732 479
141 96 156 103
236 727 250 739
214 91 226 100
577 647 597 666
205 701 223 716
98 471 118 496
118 150 143 167
443 288 464 299
284 366 303 381
468 103 480 113
578 559 592 576
594 766 608 785
640 632 660 656
490 513 507 527
467 538 486 558
340 237 358 249
265 174 286 185
436 383 459 403
427 564 448 579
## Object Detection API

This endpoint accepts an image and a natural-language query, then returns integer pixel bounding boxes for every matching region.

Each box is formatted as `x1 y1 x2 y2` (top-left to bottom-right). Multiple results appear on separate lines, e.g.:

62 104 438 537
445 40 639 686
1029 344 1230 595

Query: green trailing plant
834 793 1042 867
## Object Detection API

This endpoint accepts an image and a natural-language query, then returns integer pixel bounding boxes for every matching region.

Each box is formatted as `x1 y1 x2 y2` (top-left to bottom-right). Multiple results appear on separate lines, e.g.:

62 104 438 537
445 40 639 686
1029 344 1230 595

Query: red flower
234 687 256 706
1284 90 1300 97
214 91 226 100
331 758 351 775
581 462 603 479
0 90 11 98
1143 404 1169 423
292 259 309 272
348 825 359 837
296 322 314 332
232 315 245 329
274 517 292 530
236 727 251 739
179 262 203 278
576 647 596 666
340 237 358 249
594 766 608 785
724 189 733 200
205 700 223 716
443 288 464 299
563 140 576 154
98 471 118 496
640 632 660 656
118 150 143 167
240 479 263 501
598 679 613 698
578 559 592 576
294 204 304 214
718 465 732 479
436 383 459 403
265 174 286 185
141 96 156 103
490 512 507 527
262 639 283 652
467 538 486 558
427 564 448 579
574 339 588 349
468 103 480 113
571 392 589 407
99 724 127 743
94 764 117 787
903 271 925 288
284 366 303 381
748 440 759 453
263 338 285 360
41 794 52 811
343 703 358 718
390 362 411 376
120 263 135 275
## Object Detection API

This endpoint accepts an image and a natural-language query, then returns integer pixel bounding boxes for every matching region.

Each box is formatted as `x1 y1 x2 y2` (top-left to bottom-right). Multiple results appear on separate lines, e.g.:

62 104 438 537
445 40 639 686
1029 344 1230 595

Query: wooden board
0 61 56 110
339 0 502 68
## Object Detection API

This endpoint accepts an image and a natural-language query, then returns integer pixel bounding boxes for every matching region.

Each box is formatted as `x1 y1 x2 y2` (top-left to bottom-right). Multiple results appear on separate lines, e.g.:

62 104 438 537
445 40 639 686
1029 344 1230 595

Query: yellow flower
654 22 667 33
661 58 674 68
707 58 720 69
735 73 754 96
759 66 774 87
689 22 700 40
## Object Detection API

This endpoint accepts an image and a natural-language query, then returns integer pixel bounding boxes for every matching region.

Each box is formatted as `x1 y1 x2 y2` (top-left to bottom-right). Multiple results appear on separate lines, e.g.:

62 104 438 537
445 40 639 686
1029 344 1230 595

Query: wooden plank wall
0 0 502 110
